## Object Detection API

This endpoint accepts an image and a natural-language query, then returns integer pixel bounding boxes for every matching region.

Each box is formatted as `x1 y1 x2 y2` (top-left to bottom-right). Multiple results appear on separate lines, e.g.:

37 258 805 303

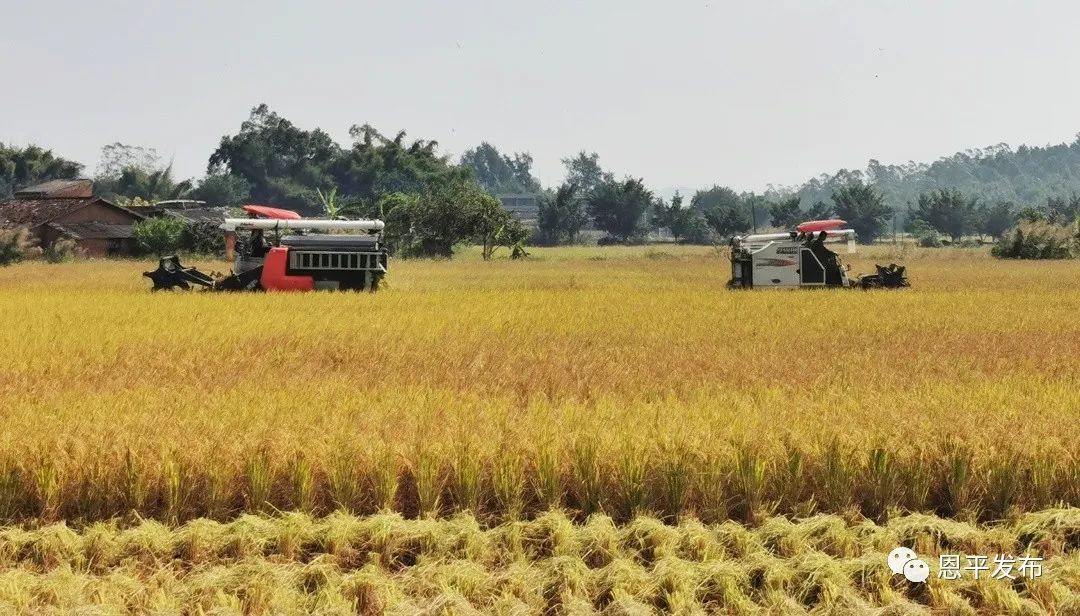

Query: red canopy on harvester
796 219 847 232
242 205 302 220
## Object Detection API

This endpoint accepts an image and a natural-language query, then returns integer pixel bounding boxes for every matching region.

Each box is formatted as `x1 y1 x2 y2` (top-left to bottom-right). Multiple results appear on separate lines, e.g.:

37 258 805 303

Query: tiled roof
0 197 145 228
13 179 93 199
0 198 98 227
46 221 136 240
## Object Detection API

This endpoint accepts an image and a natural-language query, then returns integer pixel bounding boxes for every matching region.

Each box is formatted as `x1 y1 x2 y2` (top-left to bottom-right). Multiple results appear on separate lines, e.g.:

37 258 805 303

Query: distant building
498 194 539 226
0 179 145 256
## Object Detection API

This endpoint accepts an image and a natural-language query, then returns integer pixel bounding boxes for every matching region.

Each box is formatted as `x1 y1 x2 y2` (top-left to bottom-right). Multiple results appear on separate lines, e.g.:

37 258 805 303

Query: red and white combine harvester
727 219 908 289
144 205 388 292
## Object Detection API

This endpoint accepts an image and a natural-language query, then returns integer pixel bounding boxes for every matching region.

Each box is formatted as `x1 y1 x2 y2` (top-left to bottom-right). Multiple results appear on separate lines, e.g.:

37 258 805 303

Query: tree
0 143 82 197
977 202 1015 241
831 180 890 244
317 186 344 218
537 183 586 245
779 136 1080 215
208 106 470 213
193 173 252 206
378 181 507 259
806 200 834 220
133 216 188 256
335 124 471 204
207 105 338 211
1045 195 1080 225
908 189 977 242
652 192 710 243
96 143 160 178
587 178 653 243
692 185 751 238
97 162 193 202
561 152 613 198
769 196 802 229
460 142 540 194
467 187 517 260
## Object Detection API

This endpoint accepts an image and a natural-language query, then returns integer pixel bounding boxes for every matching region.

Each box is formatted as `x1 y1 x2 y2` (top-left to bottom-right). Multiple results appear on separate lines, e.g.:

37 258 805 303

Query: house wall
54 202 139 225
76 239 110 257
46 201 142 257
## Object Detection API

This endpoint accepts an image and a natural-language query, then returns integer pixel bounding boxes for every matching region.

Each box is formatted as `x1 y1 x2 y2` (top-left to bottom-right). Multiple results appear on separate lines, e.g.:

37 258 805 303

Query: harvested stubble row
0 509 1077 615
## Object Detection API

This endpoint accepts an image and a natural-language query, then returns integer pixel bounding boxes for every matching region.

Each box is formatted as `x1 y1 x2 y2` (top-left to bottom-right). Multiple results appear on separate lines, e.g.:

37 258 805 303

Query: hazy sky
3 0 1080 194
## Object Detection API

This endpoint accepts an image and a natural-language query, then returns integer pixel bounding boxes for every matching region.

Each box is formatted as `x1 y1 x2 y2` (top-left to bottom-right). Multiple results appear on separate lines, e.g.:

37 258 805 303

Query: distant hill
771 135 1080 210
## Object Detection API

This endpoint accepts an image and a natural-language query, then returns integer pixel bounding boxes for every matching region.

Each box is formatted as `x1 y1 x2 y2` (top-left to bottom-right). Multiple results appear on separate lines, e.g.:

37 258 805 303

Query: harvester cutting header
728 219 908 289
144 205 388 292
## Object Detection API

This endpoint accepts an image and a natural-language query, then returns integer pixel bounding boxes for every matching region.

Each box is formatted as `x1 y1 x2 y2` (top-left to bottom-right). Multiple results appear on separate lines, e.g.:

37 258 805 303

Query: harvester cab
144 205 389 292
727 219 908 289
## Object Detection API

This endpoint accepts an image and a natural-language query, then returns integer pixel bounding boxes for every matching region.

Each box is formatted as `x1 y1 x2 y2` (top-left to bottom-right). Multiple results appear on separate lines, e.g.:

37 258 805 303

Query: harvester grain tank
728 219 908 289
143 205 389 291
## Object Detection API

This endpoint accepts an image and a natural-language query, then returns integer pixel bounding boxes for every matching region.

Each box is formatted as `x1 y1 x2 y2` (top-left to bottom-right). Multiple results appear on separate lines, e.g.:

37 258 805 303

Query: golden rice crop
0 509 1076 614
0 245 1077 524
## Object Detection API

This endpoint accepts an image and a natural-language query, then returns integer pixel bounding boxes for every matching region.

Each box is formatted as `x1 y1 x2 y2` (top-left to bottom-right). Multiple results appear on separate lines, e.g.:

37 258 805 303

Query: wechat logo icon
889 547 930 583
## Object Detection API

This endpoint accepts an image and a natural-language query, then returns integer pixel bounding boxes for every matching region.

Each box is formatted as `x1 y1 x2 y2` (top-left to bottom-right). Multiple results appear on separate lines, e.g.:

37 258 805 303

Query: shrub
991 220 1075 259
181 219 225 255
44 238 78 263
133 216 189 256
0 226 41 265
916 230 943 248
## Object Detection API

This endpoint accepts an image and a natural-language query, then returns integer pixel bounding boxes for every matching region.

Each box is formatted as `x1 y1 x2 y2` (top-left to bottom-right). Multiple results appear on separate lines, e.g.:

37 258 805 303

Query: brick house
0 179 145 256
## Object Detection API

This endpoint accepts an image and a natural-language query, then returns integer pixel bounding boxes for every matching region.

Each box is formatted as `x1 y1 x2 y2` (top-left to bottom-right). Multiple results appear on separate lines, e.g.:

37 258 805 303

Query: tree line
3 105 1080 257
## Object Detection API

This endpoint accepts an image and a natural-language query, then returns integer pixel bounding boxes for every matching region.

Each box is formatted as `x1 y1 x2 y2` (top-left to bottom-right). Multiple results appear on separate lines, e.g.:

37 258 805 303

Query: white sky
2 0 1080 194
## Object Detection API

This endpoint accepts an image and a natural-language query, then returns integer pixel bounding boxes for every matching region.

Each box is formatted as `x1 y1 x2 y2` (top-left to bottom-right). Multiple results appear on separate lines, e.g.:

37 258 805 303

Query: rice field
0 245 1078 612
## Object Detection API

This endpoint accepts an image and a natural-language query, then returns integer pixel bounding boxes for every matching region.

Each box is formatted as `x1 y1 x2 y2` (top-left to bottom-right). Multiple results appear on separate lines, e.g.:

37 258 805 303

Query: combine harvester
144 205 388 291
727 219 908 289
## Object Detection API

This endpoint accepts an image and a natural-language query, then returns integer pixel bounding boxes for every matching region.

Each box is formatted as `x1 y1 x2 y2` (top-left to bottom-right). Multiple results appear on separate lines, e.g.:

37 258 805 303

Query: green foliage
495 217 531 259
98 163 192 202
587 178 653 243
461 142 540 194
0 143 82 197
908 188 977 241
806 200 834 220
0 226 41 265
537 183 587 245
991 220 1076 259
94 144 193 202
468 187 518 260
181 220 226 255
768 195 802 229
978 202 1015 240
781 138 1080 215
1044 194 1080 225
831 180 890 244
193 173 251 206
652 192 710 243
133 216 189 256
691 185 752 238
561 152 613 198
1017 206 1047 223
379 182 510 259
316 187 343 218
910 220 943 248
207 105 469 212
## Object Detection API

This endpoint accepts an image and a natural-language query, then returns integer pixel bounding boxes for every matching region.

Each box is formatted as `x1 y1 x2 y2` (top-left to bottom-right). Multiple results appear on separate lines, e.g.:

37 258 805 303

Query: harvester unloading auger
727 219 909 289
144 205 389 292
